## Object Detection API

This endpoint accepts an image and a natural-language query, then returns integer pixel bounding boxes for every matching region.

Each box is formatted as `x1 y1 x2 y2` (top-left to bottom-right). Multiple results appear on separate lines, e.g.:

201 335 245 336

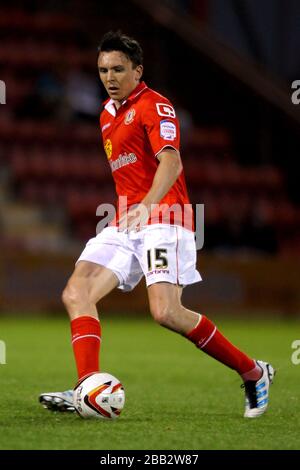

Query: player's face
98 51 143 106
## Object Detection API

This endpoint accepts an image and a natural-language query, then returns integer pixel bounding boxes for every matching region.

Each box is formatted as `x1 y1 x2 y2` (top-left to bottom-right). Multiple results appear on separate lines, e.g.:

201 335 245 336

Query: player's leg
141 225 274 417
147 282 198 334
62 260 119 320
39 261 119 412
40 226 141 412
62 261 119 382
148 282 260 377
147 282 275 417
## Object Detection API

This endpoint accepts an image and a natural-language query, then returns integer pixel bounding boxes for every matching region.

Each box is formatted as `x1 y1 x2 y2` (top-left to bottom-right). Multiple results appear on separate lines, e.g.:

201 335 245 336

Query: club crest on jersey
104 139 112 159
160 120 176 141
124 108 136 125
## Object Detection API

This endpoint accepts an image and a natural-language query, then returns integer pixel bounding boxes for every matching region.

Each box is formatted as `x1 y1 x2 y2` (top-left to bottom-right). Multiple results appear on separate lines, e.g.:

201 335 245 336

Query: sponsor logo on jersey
160 120 176 141
102 122 111 132
104 139 113 159
109 152 137 172
124 108 136 125
156 103 176 118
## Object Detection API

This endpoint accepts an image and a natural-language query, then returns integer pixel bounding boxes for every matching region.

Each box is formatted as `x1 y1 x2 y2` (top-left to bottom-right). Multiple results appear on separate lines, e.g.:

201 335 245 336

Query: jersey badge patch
156 103 176 118
104 139 113 159
124 108 136 125
160 120 177 141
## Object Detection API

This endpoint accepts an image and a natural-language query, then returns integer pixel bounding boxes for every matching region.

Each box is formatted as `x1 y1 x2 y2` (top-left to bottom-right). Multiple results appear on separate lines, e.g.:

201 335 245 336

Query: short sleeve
141 98 180 157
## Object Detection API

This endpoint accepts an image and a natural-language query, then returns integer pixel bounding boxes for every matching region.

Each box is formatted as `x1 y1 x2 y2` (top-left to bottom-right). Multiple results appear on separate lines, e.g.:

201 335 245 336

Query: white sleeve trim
155 145 180 159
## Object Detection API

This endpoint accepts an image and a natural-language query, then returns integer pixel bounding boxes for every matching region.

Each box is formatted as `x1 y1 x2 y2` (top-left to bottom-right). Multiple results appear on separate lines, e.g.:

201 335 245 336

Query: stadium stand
0 1 299 257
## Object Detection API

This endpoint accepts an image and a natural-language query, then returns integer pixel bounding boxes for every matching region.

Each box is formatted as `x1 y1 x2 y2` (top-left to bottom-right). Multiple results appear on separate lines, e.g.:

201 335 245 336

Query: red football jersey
100 81 193 230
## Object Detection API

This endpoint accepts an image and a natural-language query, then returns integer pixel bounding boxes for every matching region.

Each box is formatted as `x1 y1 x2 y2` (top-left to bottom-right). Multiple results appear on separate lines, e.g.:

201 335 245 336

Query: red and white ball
74 372 125 419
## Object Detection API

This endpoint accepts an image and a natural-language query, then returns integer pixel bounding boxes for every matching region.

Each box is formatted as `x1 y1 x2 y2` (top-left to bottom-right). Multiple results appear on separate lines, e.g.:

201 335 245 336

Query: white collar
104 99 117 117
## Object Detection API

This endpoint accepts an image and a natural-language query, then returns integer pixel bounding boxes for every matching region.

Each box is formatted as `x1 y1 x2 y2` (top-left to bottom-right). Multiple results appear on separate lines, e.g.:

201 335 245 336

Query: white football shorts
77 224 201 291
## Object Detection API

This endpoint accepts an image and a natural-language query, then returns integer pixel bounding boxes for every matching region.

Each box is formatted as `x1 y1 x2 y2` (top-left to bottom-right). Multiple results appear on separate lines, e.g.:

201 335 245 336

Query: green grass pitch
0 315 299 450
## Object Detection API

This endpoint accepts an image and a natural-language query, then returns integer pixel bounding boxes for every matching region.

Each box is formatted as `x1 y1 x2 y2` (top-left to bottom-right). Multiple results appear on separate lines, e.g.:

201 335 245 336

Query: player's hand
118 203 150 232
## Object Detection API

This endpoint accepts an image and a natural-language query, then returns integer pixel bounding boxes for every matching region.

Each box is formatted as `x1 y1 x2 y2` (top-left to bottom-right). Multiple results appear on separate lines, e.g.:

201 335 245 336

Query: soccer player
39 31 274 418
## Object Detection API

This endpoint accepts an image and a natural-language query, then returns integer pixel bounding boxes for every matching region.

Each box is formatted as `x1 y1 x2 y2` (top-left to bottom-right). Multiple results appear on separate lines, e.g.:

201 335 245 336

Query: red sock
186 315 257 376
71 316 101 380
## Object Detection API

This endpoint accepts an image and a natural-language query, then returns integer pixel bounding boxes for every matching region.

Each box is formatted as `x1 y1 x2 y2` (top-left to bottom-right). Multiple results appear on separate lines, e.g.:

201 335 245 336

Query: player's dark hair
98 31 143 68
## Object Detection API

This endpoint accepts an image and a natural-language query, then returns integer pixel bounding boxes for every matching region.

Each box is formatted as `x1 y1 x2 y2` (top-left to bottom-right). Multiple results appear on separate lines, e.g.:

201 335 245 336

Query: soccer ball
74 372 125 419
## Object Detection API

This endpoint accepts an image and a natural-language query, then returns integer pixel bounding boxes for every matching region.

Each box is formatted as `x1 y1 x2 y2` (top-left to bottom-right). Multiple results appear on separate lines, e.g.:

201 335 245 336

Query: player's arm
142 148 182 208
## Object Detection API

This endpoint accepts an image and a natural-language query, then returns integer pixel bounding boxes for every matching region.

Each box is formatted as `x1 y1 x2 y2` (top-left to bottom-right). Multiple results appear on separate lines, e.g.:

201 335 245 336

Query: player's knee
150 303 175 327
62 282 84 310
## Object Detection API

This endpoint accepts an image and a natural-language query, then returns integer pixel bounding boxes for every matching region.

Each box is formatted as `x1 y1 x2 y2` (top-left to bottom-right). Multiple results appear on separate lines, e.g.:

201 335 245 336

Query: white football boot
39 390 75 412
242 360 275 418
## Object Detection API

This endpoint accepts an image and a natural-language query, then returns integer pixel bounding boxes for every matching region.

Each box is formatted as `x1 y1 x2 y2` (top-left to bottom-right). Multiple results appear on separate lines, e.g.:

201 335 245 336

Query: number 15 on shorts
147 248 168 271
